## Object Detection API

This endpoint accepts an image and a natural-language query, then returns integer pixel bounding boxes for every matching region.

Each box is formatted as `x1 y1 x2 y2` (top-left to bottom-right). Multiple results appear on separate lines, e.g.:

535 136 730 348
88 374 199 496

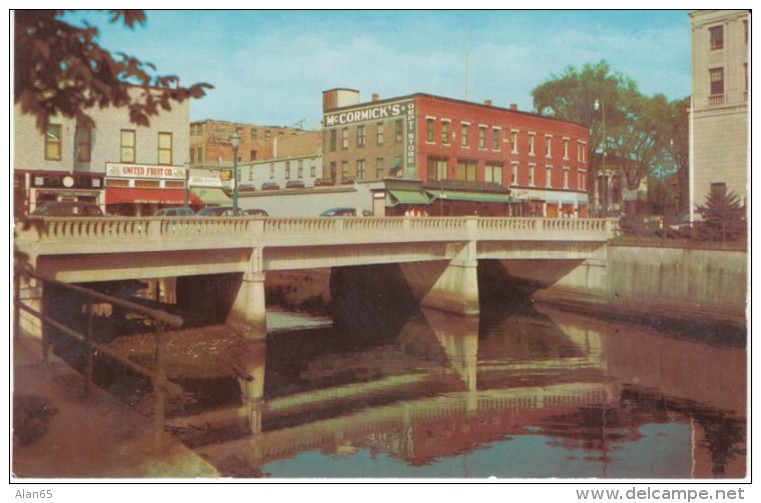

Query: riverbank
12 332 220 479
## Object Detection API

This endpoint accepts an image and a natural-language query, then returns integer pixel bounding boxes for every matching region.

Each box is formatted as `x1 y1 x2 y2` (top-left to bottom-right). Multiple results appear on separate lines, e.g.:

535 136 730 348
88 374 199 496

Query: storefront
16 171 104 217
104 163 199 216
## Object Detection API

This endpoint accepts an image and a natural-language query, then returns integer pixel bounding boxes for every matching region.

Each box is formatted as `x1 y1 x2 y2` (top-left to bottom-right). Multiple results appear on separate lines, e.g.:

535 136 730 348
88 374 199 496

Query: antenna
464 22 470 101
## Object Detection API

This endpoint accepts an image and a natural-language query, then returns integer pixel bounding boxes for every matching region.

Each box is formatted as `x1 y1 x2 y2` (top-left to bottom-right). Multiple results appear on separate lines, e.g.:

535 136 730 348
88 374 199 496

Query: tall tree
14 10 212 132
532 60 636 212
666 97 691 213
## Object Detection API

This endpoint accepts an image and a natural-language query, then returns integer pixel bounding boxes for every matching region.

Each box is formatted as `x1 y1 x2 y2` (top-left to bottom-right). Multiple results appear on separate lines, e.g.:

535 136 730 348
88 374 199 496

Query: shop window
485 164 503 184
158 132 173 165
76 126 91 162
135 180 160 188
427 157 447 181
45 124 62 161
121 129 136 163
456 160 477 181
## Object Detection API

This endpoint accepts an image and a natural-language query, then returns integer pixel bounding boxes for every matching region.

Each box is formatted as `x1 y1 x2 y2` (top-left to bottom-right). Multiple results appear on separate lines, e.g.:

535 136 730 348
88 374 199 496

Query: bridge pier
420 242 480 316
225 272 267 340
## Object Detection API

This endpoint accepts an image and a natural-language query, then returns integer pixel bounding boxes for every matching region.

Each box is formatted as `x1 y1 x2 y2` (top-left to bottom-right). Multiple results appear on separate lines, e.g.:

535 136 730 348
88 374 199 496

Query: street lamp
183 161 190 208
594 99 607 216
230 132 241 214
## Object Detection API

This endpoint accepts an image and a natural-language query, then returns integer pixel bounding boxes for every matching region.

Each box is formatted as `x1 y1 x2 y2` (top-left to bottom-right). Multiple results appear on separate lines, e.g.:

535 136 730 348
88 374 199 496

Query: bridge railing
16 216 619 253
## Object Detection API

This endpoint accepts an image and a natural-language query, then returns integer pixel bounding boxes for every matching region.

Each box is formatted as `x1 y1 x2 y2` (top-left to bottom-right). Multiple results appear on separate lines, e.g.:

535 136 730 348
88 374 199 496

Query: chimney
484 99 492 106
510 103 518 111
372 93 379 102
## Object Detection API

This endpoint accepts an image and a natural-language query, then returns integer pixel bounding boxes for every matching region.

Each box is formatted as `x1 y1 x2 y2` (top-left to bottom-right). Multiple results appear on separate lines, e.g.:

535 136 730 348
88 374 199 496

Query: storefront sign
405 102 417 176
106 163 185 179
324 100 412 127
189 176 223 187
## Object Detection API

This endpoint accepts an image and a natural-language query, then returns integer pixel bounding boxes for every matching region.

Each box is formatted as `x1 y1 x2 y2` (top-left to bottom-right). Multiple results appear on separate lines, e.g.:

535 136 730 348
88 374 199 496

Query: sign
324 99 412 127
62 176 74 188
405 102 417 177
189 176 223 188
106 163 185 179
219 170 233 182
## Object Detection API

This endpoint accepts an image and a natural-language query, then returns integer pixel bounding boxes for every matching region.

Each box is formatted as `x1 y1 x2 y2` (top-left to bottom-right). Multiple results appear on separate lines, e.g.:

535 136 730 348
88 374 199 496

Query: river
157 292 746 479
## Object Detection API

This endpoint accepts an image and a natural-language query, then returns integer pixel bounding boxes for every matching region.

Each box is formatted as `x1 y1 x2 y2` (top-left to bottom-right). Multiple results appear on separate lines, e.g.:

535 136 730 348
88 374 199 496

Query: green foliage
697 189 747 242
14 10 213 132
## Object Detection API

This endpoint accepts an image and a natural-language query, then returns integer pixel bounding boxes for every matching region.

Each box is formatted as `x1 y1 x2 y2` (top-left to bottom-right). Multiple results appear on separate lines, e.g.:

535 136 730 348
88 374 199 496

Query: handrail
14 271 184 441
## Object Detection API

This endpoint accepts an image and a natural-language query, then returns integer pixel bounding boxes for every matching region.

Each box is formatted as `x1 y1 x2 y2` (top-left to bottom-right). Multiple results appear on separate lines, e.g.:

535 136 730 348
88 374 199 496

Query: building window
461 123 470 147
357 125 366 147
298 160 304 178
120 129 136 163
492 128 500 151
456 160 477 181
484 164 503 184
710 182 727 197
563 168 570 189
329 162 337 181
264 130 272 143
341 161 349 178
285 161 291 179
478 126 487 149
709 25 724 50
528 164 535 186
578 170 586 190
395 119 403 143
744 20 748 44
528 133 535 156
546 166 553 187
511 130 519 154
563 138 569 160
428 157 447 181
251 150 258 161
158 132 173 165
269 164 275 179
511 162 518 186
310 164 316 178
426 118 435 143
710 67 724 96
341 127 349 150
45 124 62 161
357 159 366 180
545 135 552 158
376 122 385 145
376 157 384 178
75 126 91 162
251 129 258 141
442 121 450 144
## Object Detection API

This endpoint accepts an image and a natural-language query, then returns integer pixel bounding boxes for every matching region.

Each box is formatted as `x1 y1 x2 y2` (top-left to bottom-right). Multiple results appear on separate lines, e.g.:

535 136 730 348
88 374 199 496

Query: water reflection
168 297 745 479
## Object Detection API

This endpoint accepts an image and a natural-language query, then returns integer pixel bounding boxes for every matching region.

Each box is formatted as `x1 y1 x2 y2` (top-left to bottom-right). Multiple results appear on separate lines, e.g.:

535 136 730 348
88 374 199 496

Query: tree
14 10 212 132
666 97 691 213
532 60 637 212
696 189 746 242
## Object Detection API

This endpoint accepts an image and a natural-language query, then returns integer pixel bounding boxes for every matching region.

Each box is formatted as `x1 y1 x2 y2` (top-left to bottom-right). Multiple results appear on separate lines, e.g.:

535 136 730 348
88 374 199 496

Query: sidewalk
11 333 220 479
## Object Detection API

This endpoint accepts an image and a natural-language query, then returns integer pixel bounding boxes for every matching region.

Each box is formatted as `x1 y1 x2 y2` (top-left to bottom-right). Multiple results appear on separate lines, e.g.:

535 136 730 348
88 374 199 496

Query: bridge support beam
421 242 479 316
225 272 267 340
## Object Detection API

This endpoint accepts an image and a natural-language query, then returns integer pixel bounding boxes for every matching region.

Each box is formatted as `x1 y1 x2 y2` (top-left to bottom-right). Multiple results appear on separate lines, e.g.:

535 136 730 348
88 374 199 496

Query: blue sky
73 9 691 130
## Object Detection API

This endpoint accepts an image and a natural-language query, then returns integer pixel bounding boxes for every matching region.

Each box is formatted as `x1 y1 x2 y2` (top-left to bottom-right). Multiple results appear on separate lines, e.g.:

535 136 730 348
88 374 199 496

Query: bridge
15 216 618 338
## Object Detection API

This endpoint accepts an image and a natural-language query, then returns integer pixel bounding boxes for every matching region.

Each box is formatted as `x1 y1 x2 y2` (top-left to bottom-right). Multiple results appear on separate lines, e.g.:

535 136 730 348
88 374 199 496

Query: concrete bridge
15 216 618 338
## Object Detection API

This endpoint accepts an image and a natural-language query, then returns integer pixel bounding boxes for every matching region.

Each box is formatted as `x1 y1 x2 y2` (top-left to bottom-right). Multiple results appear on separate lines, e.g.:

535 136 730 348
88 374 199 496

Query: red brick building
322 89 589 217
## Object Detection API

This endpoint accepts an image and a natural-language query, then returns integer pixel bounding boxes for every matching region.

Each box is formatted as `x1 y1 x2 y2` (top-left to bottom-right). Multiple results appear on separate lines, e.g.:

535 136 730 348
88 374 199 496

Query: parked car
197 206 268 217
285 180 305 189
319 207 356 217
261 182 280 191
314 178 335 187
31 201 104 217
154 207 195 217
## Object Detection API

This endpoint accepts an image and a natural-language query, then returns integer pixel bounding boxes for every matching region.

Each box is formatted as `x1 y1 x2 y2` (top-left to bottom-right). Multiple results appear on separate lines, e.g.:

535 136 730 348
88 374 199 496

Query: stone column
420 240 479 316
225 271 267 339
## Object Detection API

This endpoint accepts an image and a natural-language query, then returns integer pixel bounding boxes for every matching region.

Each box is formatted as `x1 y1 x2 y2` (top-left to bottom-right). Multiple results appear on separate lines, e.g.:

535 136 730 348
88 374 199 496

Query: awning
425 190 519 203
191 187 231 205
105 188 202 205
387 189 432 206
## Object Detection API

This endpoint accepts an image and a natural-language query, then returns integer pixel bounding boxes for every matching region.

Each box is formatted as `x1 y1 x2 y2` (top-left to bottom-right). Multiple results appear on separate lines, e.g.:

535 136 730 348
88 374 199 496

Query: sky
70 9 692 130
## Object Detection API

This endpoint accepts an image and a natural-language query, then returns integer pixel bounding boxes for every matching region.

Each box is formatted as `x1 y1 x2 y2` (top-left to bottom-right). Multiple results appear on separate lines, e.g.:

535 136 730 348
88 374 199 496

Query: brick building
322 89 589 217
189 119 317 168
13 87 191 217
689 10 749 208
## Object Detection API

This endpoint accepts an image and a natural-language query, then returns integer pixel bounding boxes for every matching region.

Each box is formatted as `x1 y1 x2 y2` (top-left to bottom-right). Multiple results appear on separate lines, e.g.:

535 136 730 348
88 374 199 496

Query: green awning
191 187 231 205
387 189 432 206
426 190 519 203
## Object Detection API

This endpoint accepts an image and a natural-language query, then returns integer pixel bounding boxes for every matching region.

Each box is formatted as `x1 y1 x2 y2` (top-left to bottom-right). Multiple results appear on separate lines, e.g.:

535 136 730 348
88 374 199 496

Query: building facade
321 89 590 217
189 120 315 168
13 88 191 217
690 10 749 207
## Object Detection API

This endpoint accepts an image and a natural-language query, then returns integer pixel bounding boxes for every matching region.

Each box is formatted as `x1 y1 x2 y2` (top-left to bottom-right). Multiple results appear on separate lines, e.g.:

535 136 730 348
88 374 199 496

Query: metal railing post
153 321 167 446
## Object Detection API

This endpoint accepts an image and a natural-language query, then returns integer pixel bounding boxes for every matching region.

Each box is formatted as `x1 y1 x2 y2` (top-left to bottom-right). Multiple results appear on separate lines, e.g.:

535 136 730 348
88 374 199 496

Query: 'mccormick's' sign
324 99 413 127
106 163 185 179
